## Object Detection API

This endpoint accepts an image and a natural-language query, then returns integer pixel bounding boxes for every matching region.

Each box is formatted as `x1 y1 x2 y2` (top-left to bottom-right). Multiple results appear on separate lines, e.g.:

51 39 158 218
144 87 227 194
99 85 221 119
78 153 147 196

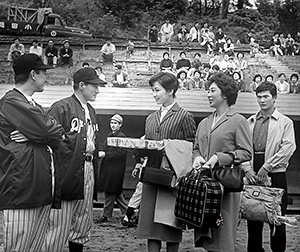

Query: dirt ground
1 209 299 252
71 209 300 252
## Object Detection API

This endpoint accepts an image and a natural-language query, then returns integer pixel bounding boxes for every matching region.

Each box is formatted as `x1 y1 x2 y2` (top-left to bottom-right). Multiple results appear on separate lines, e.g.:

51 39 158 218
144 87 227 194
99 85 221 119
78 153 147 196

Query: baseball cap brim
85 78 107 85
36 64 53 70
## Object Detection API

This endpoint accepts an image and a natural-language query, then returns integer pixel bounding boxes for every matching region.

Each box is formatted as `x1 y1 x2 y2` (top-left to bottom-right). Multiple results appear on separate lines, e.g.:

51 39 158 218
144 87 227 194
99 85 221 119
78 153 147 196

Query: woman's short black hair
290 73 299 81
256 81 277 97
163 52 169 57
193 70 201 76
194 52 201 58
253 74 262 82
149 72 178 97
232 71 241 79
207 72 238 106
278 72 286 78
236 52 244 58
177 70 187 79
212 65 220 71
179 51 186 57
265 74 274 81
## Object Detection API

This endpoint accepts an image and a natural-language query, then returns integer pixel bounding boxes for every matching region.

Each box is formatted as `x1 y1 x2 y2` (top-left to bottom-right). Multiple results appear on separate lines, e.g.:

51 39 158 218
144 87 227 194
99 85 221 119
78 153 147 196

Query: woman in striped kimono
136 72 196 252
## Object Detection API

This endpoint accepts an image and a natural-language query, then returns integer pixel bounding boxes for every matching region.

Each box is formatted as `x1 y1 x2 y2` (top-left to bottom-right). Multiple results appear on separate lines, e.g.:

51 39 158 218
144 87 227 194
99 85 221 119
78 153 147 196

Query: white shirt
75 95 96 154
160 102 175 122
29 46 43 57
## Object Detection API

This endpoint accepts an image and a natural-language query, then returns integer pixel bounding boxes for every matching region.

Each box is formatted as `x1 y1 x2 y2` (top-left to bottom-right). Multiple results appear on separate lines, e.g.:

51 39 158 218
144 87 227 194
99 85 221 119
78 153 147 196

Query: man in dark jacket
97 114 128 222
44 39 58 67
44 67 101 252
58 40 73 67
0 53 65 252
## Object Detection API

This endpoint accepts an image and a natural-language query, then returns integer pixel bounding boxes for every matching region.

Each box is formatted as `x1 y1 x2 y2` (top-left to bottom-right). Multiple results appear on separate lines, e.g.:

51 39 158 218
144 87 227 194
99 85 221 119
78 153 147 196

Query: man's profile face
33 70 47 93
256 90 276 111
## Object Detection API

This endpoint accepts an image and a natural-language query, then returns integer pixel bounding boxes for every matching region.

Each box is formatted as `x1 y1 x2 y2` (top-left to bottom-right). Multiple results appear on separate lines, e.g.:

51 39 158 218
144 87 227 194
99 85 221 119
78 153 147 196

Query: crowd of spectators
6 30 300 92
270 32 300 56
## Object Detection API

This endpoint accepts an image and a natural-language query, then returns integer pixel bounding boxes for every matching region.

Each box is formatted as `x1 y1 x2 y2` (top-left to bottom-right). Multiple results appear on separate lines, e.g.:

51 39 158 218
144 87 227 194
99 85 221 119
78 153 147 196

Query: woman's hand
10 130 29 143
132 163 142 178
245 170 257 184
202 154 218 169
192 156 206 169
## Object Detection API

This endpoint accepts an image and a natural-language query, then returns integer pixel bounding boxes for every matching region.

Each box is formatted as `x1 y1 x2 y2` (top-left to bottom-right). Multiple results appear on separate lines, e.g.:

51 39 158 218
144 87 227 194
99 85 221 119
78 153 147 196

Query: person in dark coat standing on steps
97 114 128 222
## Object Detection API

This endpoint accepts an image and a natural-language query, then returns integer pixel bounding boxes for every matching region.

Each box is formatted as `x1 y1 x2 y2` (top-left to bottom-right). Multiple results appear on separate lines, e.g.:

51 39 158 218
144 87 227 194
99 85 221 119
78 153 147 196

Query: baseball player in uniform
44 67 101 252
0 54 65 252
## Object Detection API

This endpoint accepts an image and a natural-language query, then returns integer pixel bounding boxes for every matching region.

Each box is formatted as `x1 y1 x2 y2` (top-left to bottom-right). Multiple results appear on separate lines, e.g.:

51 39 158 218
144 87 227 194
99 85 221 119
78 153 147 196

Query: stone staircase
259 54 298 77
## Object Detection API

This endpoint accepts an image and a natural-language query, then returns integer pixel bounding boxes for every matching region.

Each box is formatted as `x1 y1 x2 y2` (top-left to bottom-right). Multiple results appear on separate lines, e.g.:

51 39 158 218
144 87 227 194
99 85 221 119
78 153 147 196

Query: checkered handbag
175 169 224 229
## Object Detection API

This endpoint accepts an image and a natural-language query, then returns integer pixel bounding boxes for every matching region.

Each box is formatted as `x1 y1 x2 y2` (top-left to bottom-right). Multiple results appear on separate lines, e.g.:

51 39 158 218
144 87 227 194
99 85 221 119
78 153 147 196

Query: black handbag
139 152 177 188
211 164 244 192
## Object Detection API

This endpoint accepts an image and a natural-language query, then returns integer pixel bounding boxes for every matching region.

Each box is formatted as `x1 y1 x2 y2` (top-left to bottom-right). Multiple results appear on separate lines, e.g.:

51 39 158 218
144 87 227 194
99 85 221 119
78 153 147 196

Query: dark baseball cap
13 53 52 75
73 67 104 85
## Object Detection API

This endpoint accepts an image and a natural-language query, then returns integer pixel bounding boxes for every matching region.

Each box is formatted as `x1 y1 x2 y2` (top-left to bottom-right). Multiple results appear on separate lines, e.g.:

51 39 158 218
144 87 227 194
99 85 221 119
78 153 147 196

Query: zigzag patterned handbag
175 169 224 229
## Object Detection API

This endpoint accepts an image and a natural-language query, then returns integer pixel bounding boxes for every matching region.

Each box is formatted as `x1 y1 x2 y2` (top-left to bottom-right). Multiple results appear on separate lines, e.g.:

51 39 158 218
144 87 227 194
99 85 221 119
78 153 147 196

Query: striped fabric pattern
3 205 52 252
145 103 196 143
44 161 94 252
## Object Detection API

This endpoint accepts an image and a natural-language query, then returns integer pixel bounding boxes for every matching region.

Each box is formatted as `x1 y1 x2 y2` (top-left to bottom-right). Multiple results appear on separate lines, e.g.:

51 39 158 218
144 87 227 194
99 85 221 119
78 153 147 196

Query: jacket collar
250 108 279 123
208 106 237 132
155 102 180 125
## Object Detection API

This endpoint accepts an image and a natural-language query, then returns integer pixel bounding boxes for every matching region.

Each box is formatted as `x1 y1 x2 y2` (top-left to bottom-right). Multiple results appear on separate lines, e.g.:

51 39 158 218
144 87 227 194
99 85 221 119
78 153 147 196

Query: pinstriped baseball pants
2 204 52 252
44 161 94 252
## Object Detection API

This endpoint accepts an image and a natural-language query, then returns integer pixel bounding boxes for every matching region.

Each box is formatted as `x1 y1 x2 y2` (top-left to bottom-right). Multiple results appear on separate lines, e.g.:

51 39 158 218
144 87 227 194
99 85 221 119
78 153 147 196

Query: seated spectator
201 24 214 55
271 34 283 56
275 73 290 94
219 54 229 71
186 70 205 90
279 33 286 54
126 40 134 56
177 23 189 44
112 64 129 88
215 26 226 54
44 40 58 67
7 38 25 63
58 40 73 67
99 38 116 65
149 24 159 43
224 38 235 56
160 52 173 72
232 71 246 92
191 53 202 68
189 22 201 43
29 39 43 58
249 37 260 57
160 19 174 45
227 56 237 75
248 74 263 92
200 23 209 37
187 62 201 79
176 51 191 71
285 33 295 56
210 64 220 76
177 70 188 89
201 63 211 81
265 74 274 82
289 73 300 93
82 62 90 68
235 52 248 79
95 66 107 86
209 53 222 68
